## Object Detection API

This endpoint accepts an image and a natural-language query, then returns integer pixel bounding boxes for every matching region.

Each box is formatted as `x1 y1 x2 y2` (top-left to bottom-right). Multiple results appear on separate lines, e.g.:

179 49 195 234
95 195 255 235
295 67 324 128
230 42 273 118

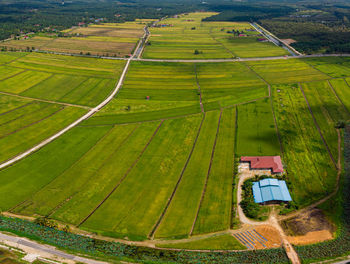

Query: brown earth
70 27 143 38
280 208 334 236
281 39 297 45
287 230 333 245
254 225 282 249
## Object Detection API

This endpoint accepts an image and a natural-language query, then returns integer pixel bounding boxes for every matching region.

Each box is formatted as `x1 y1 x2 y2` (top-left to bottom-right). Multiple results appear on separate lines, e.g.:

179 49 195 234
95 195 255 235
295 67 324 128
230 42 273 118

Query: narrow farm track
299 83 338 168
278 128 342 221
194 64 204 113
77 121 163 227
149 114 206 239
0 47 133 170
190 110 222 236
328 80 350 116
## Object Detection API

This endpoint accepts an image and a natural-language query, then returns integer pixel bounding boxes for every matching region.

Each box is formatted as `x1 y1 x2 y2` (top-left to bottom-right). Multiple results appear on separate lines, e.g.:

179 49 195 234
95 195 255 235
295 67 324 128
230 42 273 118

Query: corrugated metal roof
252 178 292 203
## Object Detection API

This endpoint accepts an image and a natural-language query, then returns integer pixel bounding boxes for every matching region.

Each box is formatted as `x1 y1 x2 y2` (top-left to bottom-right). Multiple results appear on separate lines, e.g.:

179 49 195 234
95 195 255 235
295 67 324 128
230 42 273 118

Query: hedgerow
295 125 350 262
0 215 289 263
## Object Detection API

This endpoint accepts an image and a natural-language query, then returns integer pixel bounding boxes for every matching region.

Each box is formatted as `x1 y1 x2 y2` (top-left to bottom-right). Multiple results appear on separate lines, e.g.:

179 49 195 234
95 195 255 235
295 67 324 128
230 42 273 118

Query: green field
1 48 350 250
157 234 245 250
246 59 329 84
272 84 337 205
0 52 125 163
142 12 288 59
1 20 149 57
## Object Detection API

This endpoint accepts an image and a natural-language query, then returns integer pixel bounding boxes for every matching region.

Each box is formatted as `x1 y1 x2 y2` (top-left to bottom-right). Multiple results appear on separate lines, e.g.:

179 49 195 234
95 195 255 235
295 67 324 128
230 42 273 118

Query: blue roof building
252 178 292 204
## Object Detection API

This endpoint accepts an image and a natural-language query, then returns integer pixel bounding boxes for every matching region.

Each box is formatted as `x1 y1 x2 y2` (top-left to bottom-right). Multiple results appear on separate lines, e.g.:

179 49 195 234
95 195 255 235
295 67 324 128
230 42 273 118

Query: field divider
0 106 64 140
0 102 35 117
148 114 206 239
230 106 238 228
194 64 204 113
77 121 163 227
42 125 138 217
0 69 27 82
269 86 284 156
0 56 132 170
327 80 350 116
0 91 92 109
298 83 338 169
189 110 222 236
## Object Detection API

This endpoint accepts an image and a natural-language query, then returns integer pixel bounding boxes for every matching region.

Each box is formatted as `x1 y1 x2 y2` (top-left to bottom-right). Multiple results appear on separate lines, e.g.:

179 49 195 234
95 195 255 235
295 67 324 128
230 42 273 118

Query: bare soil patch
287 230 333 245
280 208 334 236
281 39 297 45
254 225 282 248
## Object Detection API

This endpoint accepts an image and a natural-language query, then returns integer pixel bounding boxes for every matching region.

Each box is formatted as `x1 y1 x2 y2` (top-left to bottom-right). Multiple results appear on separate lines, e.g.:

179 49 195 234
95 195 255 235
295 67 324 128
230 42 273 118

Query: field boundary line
0 106 64 140
231 106 238 228
44 124 139 218
0 55 131 170
0 91 92 109
79 97 269 127
298 83 338 168
0 101 35 117
77 121 163 227
189 110 222 236
194 64 204 113
148 114 206 239
0 69 27 82
0 102 54 128
269 86 284 156
327 80 350 116
16 72 56 95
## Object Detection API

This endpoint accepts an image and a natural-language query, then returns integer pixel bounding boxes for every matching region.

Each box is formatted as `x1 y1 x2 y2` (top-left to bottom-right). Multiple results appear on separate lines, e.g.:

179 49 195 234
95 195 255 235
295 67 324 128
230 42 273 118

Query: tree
194 49 200 55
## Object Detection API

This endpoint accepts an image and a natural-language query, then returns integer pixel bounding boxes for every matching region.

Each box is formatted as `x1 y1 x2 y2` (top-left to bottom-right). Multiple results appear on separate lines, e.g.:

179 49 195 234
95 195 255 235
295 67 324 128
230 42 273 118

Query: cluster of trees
0 0 201 41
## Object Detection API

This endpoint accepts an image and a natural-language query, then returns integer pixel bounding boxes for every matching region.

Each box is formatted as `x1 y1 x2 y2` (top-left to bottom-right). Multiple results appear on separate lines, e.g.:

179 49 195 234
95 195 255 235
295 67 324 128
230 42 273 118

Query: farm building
252 178 292 204
240 156 283 174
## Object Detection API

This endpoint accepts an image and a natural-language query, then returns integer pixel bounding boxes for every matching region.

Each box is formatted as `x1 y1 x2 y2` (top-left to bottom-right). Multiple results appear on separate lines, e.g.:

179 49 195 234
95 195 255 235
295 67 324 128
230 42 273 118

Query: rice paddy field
1 20 149 57
1 34 350 252
0 51 124 164
142 12 288 59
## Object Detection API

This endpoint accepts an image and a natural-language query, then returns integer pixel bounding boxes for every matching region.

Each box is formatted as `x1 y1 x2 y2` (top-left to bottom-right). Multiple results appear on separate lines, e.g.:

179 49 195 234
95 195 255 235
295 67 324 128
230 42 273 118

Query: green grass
0 66 25 81
0 105 86 164
0 93 31 114
196 62 267 109
236 98 280 156
192 107 236 234
0 52 25 64
272 84 337 206
8 53 126 78
14 124 136 216
156 234 245 250
246 59 329 84
0 125 111 210
303 57 350 78
82 115 202 240
301 81 349 159
155 111 221 239
0 70 52 94
329 78 350 112
52 122 161 225
143 13 287 59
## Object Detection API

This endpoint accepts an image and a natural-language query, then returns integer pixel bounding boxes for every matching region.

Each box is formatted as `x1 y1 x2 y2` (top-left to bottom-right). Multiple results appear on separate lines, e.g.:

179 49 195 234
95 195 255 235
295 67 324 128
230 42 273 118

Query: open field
142 12 288 59
246 59 329 84
1 52 125 106
157 234 245 250
1 54 350 250
1 20 148 57
303 57 350 78
236 98 280 156
272 84 337 205
196 62 267 110
0 51 125 164
301 81 349 159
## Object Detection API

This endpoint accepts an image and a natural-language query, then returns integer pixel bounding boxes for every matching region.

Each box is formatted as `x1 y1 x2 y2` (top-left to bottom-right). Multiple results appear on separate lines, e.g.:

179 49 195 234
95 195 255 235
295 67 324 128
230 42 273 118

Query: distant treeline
0 0 200 40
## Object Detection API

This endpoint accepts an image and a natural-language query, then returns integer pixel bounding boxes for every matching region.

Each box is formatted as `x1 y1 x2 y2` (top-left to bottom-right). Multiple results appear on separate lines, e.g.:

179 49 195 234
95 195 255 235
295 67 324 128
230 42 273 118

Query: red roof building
240 156 284 174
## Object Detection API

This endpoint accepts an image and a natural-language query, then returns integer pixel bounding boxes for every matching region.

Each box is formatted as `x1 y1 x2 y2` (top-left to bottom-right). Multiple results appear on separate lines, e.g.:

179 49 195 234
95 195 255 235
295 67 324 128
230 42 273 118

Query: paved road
0 38 139 170
0 232 107 264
